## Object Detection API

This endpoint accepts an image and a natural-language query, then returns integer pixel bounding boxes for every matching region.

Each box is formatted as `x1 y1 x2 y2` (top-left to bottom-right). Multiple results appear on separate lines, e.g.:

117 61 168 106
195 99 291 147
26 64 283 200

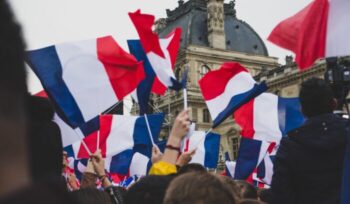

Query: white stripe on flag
187 131 206 165
326 0 350 57
253 93 282 142
56 39 118 122
106 115 137 157
129 152 150 176
206 72 256 120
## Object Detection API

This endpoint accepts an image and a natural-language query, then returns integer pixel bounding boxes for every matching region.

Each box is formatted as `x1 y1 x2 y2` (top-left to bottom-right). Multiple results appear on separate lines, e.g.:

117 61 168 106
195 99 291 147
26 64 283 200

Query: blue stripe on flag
109 149 133 174
204 132 221 168
128 40 156 115
212 82 268 128
234 138 262 180
26 46 85 128
277 97 305 135
133 113 164 157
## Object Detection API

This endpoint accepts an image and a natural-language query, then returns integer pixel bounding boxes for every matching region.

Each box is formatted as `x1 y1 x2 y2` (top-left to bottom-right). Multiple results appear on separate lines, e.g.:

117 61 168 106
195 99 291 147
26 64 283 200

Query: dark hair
105 186 127 204
218 176 241 200
299 78 334 117
125 174 176 204
177 163 206 175
164 172 236 204
235 180 258 199
71 188 113 204
0 0 28 193
27 96 63 182
257 188 271 203
238 199 266 204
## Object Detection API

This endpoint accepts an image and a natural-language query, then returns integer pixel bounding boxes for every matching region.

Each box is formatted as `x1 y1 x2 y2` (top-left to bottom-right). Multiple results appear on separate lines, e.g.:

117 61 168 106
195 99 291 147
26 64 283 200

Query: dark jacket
270 113 348 204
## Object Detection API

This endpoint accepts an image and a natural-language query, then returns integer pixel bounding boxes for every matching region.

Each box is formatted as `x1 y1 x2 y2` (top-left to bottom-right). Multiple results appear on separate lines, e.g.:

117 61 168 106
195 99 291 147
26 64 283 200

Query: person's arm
80 159 98 188
270 138 295 204
91 149 112 188
149 109 190 175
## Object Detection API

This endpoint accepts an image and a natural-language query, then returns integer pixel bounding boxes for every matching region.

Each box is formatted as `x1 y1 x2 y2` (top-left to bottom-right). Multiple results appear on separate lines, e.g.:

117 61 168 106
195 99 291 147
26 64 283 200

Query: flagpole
74 129 92 156
96 130 100 151
144 113 156 146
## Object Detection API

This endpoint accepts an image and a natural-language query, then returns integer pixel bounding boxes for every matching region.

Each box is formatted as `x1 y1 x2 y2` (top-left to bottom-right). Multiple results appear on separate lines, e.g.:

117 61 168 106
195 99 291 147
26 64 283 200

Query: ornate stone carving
229 0 237 18
207 0 226 49
154 18 167 33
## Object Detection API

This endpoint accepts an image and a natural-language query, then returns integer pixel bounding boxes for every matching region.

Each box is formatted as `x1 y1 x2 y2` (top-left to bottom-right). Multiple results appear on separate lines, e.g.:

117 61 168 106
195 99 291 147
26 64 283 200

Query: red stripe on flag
99 115 114 158
198 62 248 101
268 0 329 70
129 10 165 58
97 36 145 100
151 28 182 95
234 98 255 139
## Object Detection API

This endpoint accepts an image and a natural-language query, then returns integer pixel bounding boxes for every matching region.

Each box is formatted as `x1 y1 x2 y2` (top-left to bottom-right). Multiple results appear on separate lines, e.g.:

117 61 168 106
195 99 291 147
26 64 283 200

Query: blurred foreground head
299 78 335 117
0 0 28 198
164 172 237 204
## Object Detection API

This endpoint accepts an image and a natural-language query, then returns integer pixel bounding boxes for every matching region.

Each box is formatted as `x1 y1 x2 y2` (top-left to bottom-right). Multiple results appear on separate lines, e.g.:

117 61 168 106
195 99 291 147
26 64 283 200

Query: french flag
233 138 273 180
234 93 305 143
129 10 182 95
182 130 221 169
65 113 164 159
26 36 145 128
268 0 350 70
199 62 268 128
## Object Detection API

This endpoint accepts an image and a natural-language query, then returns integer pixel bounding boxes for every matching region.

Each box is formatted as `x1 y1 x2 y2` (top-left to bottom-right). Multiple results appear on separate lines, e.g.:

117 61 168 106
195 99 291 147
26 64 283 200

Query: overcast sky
9 0 312 93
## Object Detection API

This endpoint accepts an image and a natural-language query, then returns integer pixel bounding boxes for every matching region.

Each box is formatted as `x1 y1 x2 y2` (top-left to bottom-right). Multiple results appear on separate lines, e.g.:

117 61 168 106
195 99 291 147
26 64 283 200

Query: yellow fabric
149 161 177 175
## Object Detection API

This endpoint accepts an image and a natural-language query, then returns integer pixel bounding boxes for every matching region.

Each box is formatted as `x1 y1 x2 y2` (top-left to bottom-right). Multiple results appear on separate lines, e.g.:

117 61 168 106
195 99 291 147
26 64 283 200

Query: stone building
133 0 330 170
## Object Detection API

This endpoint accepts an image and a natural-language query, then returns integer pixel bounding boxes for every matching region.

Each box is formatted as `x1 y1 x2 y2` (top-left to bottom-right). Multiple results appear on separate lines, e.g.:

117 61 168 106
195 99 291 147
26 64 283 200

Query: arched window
199 65 211 78
175 68 182 79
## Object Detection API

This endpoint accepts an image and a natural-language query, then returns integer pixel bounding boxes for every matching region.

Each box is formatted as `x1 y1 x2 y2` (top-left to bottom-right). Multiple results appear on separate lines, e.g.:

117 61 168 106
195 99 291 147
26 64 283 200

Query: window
192 108 198 123
203 108 210 123
199 65 211 78
232 137 239 160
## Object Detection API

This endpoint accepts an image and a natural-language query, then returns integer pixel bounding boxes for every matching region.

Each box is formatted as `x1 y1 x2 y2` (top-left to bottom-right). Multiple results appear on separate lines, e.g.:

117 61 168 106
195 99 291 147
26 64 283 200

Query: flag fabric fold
65 113 164 159
199 62 267 128
129 10 182 95
182 129 221 169
268 0 350 70
27 36 145 128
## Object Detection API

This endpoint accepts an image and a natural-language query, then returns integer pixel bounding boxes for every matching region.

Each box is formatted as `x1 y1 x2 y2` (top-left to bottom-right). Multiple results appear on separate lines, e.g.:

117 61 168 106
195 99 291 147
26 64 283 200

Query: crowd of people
0 1 348 204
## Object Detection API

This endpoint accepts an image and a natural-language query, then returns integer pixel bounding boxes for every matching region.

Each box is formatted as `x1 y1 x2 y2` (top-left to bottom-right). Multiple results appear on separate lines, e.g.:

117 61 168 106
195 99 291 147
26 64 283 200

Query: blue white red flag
182 130 221 169
65 113 164 159
199 62 267 128
27 36 145 129
268 0 350 70
234 93 305 143
129 10 182 95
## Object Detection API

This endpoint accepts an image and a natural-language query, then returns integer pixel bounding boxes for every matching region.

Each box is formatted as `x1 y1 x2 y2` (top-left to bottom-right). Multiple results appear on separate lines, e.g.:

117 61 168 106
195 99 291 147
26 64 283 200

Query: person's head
257 188 271 203
299 78 336 117
164 172 236 204
0 0 28 197
27 96 63 183
238 199 266 204
105 186 127 204
125 174 176 204
235 180 258 199
218 176 241 200
71 188 113 204
177 163 206 175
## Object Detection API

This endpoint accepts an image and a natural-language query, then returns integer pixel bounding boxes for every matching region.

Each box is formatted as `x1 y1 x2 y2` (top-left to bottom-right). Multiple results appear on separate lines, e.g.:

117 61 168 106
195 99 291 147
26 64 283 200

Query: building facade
133 0 329 170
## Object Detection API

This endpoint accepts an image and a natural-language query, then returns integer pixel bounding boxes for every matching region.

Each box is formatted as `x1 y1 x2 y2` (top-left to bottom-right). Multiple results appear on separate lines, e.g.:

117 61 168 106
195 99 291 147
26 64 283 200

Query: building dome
156 0 268 56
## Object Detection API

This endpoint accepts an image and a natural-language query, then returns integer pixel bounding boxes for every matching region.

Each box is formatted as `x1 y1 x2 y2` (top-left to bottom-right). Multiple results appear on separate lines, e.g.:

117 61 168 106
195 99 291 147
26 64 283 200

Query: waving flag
129 10 182 95
268 0 350 70
234 93 305 143
231 94 304 184
182 130 221 168
199 62 267 128
27 36 145 129
65 113 164 159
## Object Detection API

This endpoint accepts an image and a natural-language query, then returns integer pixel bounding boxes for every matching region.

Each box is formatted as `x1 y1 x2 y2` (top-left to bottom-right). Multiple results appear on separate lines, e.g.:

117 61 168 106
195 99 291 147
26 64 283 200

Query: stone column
207 0 226 49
